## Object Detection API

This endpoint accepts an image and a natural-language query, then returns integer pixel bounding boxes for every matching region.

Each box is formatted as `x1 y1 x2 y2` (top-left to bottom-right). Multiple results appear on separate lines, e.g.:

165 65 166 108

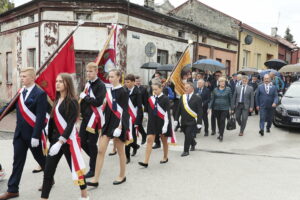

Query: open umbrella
193 59 226 72
264 59 287 70
279 63 300 73
157 64 174 71
140 62 161 70
260 69 280 77
238 67 258 75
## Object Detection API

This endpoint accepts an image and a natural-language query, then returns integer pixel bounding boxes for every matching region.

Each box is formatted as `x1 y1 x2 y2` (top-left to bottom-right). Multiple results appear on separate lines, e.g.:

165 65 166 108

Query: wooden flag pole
0 20 85 121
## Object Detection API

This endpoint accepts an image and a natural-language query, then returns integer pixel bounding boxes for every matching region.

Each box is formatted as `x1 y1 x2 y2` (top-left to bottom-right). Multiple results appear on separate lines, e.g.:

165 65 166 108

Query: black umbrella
238 67 258 75
140 62 161 70
157 64 174 71
264 59 287 70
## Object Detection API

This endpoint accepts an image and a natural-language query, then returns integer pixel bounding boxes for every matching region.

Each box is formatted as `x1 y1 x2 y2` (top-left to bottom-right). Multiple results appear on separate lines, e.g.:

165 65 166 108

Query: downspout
237 22 242 72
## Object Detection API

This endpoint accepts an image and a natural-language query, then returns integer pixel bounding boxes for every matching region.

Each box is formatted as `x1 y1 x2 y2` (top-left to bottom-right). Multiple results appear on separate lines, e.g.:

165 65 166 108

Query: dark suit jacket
137 85 148 109
195 87 211 109
0 85 47 140
256 84 279 108
175 93 203 126
128 86 143 126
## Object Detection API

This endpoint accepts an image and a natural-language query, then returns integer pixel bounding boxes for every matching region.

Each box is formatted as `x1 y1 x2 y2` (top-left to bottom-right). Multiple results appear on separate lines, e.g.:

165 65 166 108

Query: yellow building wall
239 31 278 70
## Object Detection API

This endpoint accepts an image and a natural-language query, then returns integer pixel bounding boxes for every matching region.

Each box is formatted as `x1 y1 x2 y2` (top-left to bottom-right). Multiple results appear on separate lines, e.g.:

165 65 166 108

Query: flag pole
0 20 85 121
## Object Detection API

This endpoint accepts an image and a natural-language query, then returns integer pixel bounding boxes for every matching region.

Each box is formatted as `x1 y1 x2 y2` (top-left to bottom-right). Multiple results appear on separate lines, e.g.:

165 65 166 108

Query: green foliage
284 27 295 44
0 0 15 14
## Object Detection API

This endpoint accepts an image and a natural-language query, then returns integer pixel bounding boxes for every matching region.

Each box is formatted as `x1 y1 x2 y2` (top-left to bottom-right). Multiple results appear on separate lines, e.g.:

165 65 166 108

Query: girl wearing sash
138 82 170 168
41 73 88 200
87 69 129 187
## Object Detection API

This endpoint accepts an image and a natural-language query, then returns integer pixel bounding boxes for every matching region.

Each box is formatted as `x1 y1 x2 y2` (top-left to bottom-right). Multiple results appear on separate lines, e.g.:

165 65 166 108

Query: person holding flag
138 81 171 168
87 69 129 187
40 73 88 200
174 82 203 157
124 74 143 164
0 67 47 200
79 62 106 178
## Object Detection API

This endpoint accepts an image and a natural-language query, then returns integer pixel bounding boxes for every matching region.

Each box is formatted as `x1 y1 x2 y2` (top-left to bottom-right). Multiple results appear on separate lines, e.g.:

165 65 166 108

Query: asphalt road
1 115 300 200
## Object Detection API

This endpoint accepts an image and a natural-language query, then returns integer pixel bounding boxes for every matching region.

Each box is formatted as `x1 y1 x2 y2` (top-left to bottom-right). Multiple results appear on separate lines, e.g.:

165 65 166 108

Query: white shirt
112 84 122 90
239 85 247 102
128 87 134 96
24 84 35 100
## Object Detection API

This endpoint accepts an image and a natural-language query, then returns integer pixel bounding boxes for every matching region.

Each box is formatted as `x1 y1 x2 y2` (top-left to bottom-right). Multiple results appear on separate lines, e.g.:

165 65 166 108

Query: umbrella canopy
140 62 161 70
264 59 287 69
157 64 174 71
260 69 280 77
193 59 226 72
279 63 300 73
238 67 258 75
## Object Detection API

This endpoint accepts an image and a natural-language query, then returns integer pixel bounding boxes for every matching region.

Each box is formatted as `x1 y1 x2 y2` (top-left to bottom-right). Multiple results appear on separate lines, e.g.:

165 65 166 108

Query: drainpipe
237 23 242 72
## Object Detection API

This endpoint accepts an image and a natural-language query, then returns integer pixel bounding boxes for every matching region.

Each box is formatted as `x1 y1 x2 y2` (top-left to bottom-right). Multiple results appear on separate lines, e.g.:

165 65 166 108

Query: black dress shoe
181 152 189 157
204 132 209 136
131 145 140 156
86 182 99 187
126 158 130 164
211 132 216 135
219 136 223 142
266 128 270 133
32 169 43 173
109 152 117 156
113 177 126 185
190 145 195 151
138 162 148 168
259 130 264 136
85 171 94 179
152 144 161 149
160 158 168 164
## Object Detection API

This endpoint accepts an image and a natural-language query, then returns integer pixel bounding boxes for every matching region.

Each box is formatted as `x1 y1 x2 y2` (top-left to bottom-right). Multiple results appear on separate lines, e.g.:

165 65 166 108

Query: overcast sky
13 0 300 44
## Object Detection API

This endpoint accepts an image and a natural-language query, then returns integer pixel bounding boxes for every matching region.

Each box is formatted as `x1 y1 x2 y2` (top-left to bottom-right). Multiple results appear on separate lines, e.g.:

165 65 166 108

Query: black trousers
213 110 229 137
211 110 216 133
41 143 87 199
181 125 197 153
202 107 209 133
8 136 45 193
79 122 99 173
125 125 139 159
138 115 147 142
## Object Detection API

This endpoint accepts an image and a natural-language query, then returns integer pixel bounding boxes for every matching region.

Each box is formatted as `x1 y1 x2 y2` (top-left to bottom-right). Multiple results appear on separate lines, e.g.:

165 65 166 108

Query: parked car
273 81 300 128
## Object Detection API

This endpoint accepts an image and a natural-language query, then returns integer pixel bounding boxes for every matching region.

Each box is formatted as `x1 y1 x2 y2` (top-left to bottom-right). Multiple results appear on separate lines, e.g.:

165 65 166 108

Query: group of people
0 62 288 200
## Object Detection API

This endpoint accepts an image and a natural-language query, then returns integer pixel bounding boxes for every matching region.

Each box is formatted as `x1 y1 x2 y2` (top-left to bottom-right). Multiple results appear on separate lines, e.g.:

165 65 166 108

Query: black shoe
266 128 270 133
218 136 223 142
181 152 189 157
259 130 264 136
131 145 140 156
204 132 209 136
138 162 148 168
85 171 94 179
190 141 197 151
32 169 43 173
160 158 168 164
152 144 161 149
211 132 216 135
126 158 130 164
86 181 99 187
175 125 181 132
113 177 126 185
141 138 146 145
109 152 117 156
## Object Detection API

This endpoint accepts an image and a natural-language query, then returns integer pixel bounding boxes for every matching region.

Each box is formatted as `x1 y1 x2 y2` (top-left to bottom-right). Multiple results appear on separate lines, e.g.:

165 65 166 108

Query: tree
0 0 14 14
284 27 295 43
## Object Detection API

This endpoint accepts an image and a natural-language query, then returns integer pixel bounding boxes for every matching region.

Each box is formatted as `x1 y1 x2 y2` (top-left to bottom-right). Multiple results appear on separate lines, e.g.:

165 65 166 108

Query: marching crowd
0 62 299 200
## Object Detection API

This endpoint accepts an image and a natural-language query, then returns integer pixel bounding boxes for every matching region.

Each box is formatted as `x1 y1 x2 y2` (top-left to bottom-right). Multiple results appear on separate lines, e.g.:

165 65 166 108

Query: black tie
111 89 117 111
154 96 158 115
22 89 28 99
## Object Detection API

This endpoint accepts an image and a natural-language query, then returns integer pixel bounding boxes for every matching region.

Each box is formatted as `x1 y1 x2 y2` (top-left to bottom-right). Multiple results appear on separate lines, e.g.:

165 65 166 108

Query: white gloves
49 142 63 156
197 124 202 129
162 125 168 134
134 125 139 128
80 92 87 99
174 121 178 127
31 138 39 148
143 113 148 118
113 128 122 137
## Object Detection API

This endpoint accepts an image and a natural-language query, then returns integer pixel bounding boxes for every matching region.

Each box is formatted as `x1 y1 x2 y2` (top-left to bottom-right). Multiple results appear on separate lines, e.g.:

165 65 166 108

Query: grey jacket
231 85 254 110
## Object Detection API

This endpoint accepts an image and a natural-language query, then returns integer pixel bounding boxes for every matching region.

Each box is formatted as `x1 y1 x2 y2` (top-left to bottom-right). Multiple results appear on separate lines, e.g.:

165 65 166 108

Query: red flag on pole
35 36 76 101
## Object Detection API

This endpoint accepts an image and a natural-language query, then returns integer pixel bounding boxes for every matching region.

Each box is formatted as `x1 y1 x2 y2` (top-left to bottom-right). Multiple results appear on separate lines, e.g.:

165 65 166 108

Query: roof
275 35 298 50
241 23 277 43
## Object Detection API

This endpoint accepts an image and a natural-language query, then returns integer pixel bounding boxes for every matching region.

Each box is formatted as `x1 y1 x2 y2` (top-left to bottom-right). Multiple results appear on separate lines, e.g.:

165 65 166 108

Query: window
28 15 34 23
6 52 12 84
202 36 207 43
178 31 185 38
28 48 36 70
157 49 168 65
176 51 182 62
75 12 92 20
199 55 207 60
256 53 261 69
225 60 231 76
243 50 250 67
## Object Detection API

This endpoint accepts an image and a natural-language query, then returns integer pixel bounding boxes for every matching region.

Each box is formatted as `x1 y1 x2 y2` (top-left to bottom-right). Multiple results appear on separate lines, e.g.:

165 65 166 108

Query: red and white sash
83 82 105 134
17 88 48 154
127 98 136 141
53 101 85 186
148 96 177 145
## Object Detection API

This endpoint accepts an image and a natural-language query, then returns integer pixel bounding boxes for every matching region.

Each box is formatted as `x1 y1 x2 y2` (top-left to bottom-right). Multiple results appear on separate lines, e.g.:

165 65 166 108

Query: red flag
36 37 75 100
97 49 115 83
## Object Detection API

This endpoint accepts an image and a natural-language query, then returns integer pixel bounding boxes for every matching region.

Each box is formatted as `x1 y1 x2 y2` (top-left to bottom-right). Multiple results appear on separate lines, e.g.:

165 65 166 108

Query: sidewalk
0 113 16 133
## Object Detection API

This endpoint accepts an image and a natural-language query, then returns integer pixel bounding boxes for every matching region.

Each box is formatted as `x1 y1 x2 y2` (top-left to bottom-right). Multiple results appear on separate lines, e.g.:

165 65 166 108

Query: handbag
226 113 236 130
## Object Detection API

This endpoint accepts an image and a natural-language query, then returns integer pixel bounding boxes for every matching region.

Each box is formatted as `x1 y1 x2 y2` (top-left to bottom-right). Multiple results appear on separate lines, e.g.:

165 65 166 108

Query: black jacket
137 85 149 109
128 86 143 125
196 87 211 109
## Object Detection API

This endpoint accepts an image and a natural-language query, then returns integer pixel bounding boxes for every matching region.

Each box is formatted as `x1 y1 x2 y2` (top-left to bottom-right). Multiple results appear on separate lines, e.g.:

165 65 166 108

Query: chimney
271 27 278 37
144 0 155 10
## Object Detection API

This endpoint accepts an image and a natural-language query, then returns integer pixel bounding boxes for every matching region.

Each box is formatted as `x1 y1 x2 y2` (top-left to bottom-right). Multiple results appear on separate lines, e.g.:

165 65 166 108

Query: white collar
187 92 194 96
112 84 122 90
128 86 134 95
90 77 98 83
155 93 163 98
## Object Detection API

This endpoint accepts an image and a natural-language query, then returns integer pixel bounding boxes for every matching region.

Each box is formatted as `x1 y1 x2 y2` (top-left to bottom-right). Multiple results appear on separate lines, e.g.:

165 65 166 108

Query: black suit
175 93 203 153
137 85 148 142
196 87 211 133
79 78 106 173
125 86 143 159
0 85 47 193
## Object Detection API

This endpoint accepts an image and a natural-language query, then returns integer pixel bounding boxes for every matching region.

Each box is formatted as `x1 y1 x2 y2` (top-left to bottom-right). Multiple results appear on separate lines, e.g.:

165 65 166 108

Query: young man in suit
175 82 203 157
232 76 254 136
196 79 211 136
0 67 47 200
79 62 106 178
256 74 279 136
124 74 143 163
